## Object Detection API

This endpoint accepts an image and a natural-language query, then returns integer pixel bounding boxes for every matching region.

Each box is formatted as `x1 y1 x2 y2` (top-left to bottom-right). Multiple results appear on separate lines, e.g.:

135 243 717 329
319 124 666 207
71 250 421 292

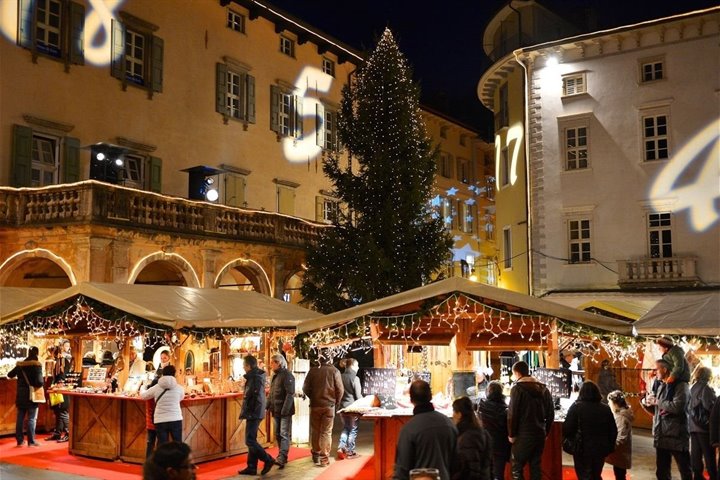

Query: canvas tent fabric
296 277 632 335
0 282 320 329
543 292 664 320
632 291 720 335
0 287 62 319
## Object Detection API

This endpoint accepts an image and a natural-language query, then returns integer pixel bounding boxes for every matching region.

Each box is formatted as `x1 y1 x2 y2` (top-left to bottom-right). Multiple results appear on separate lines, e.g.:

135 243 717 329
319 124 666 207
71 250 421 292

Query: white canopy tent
0 287 62 320
632 291 720 336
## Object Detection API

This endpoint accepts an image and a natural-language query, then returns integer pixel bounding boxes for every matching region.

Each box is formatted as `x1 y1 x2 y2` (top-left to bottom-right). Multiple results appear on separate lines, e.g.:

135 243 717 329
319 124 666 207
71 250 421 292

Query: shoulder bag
21 369 46 404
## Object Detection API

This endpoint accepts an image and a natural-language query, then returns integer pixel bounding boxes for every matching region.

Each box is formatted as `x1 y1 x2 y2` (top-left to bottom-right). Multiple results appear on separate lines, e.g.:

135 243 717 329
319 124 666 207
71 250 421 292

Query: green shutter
110 19 125 80
270 85 280 133
151 35 164 93
246 74 256 123
315 196 324 221
224 174 245 207
237 72 247 120
329 111 337 151
216 63 228 115
68 1 85 65
294 95 303 139
17 0 34 49
12 125 33 187
316 103 325 147
148 156 162 192
63 136 81 183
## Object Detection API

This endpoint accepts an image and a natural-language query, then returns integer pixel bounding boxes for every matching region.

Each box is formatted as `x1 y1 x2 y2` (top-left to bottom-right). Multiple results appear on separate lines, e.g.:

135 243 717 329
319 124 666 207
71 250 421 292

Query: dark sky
267 0 718 136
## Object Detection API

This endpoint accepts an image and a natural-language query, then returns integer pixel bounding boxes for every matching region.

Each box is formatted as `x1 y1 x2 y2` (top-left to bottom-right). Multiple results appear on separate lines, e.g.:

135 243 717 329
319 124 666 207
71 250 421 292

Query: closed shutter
150 35 164 93
316 103 325 147
315 196 324 221
63 136 81 183
224 174 245 207
110 19 125 80
246 75 256 123
18 0 33 49
12 125 33 187
215 63 228 115
277 186 295 215
148 156 162 192
68 1 85 64
270 85 280 133
237 72 247 120
294 95 303 139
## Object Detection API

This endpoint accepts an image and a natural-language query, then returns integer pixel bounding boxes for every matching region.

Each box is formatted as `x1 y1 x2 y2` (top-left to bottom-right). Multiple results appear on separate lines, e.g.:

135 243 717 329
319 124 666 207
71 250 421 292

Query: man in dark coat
507 361 554 480
392 380 457 480
478 381 512 480
238 355 276 476
267 353 295 468
8 346 44 447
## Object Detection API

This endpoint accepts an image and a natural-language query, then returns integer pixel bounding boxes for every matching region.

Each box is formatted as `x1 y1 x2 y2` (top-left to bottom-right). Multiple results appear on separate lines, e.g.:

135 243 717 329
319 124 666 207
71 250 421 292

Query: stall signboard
361 368 396 396
533 368 571 398
86 367 107 383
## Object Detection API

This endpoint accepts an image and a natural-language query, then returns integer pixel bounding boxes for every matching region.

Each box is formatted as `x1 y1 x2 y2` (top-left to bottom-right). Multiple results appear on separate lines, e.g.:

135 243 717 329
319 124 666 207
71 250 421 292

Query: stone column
111 239 131 284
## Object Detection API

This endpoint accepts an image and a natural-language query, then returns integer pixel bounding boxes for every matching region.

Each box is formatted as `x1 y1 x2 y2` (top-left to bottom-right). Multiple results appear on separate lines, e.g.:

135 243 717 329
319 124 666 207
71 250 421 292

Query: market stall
296 277 632 480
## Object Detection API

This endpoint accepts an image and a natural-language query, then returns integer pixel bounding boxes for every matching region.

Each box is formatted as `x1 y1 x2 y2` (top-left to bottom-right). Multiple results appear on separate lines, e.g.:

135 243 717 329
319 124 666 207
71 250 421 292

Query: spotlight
96 152 106 161
114 158 124 167
546 56 559 67
88 143 128 185
182 166 225 202
205 188 219 202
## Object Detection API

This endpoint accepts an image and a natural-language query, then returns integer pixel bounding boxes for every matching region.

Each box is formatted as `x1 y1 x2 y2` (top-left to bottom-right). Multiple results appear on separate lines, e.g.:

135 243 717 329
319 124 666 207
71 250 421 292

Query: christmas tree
301 28 452 313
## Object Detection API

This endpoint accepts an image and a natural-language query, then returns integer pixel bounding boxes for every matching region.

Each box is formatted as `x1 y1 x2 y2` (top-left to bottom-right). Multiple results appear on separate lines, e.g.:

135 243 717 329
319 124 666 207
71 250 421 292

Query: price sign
86 367 107 383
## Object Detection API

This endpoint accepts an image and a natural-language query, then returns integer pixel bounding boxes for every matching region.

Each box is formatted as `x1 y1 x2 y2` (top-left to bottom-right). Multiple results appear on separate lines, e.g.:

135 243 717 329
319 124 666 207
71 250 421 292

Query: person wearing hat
655 336 691 401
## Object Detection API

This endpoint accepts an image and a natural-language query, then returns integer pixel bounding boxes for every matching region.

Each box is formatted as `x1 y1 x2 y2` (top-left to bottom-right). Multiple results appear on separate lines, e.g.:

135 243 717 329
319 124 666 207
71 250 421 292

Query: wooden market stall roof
633 291 720 336
0 282 321 329
296 277 633 335
0 287 62 319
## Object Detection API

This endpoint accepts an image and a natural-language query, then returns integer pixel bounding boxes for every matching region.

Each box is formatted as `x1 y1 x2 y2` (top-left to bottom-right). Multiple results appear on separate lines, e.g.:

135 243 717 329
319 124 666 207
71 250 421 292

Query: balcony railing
617 256 699 287
0 181 323 248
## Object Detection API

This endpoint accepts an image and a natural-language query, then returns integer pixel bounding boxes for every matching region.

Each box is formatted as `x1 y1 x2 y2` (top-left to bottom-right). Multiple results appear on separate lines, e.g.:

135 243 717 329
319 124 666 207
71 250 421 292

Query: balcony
617 257 699 288
0 181 323 248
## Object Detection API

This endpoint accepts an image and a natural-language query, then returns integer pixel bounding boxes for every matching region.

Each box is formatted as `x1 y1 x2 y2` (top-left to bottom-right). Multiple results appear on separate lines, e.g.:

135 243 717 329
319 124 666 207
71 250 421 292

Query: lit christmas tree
301 28 452 313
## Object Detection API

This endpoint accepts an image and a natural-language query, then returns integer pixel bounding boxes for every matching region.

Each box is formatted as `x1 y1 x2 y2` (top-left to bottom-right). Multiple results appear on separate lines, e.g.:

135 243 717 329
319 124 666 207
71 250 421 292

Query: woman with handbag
47 346 71 442
563 381 617 480
7 346 44 447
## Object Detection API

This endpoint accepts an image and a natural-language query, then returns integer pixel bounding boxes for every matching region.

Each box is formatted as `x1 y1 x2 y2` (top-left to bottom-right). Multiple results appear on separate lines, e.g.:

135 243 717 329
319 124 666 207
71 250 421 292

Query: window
460 202 474 233
111 14 163 94
271 86 302 138
485 223 495 241
438 152 453 178
17 0 84 64
568 219 591 263
216 62 256 123
316 196 339 223
124 28 145 85
322 57 335 76
643 114 669 161
441 198 452 227
12 124 81 187
280 35 295 57
457 158 470 183
641 60 664 82
316 104 338 151
502 227 512 269
440 126 449 139
459 135 467 147
562 73 586 96
121 154 144 189
564 126 588 170
227 10 245 33
31 134 58 187
500 147 509 187
648 213 672 258
495 83 509 130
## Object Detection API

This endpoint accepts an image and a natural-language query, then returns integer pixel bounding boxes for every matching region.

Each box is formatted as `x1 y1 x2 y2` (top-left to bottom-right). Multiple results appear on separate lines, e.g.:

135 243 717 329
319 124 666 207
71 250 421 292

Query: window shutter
150 35 164 93
68 1 85 65
270 85 280 133
294 95 303 139
12 125 33 187
110 20 125 80
18 0 34 49
246 74 256 123
63 136 81 183
277 186 294 215
224 174 245 207
315 196 324 221
316 103 325 147
215 63 228 115
148 156 162 192
236 72 247 120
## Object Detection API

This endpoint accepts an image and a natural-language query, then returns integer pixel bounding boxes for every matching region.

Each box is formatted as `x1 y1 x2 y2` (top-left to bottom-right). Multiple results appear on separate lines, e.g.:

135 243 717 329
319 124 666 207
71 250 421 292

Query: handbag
21 369 46 404
49 392 65 407
562 426 582 455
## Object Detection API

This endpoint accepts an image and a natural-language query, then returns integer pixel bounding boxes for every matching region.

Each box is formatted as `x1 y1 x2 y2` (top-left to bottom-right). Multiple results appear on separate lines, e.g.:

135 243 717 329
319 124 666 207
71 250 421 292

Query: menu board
533 368 571 398
361 368 396 396
86 367 107 383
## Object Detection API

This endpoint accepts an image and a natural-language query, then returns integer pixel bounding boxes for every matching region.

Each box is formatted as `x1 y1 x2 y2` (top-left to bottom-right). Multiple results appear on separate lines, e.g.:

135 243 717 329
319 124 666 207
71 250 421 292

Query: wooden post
546 318 560 368
370 323 386 367
455 318 473 370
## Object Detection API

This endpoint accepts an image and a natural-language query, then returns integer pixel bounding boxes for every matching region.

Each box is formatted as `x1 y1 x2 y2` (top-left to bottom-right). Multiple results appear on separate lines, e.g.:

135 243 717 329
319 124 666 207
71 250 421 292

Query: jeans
245 418 273 470
338 413 360 453
15 406 39 445
656 447 692 480
272 415 292 464
510 436 544 480
146 429 157 458
155 420 183 444
690 432 718 480
54 407 69 434
573 452 605 480
310 407 335 461
612 466 627 480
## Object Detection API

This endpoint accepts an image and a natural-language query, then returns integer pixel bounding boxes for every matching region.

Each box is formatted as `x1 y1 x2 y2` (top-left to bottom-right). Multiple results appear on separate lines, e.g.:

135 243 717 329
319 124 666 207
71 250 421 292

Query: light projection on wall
649 121 720 232
495 124 523 188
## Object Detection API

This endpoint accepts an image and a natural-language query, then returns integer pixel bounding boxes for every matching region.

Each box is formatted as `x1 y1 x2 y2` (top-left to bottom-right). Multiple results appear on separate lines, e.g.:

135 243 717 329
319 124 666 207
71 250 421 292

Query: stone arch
0 249 76 287
214 259 272 296
282 270 305 304
128 252 200 288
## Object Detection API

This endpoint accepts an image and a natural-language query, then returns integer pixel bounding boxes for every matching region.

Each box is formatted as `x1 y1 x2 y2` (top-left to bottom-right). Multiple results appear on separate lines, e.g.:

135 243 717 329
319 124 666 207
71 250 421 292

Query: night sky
267 0 718 137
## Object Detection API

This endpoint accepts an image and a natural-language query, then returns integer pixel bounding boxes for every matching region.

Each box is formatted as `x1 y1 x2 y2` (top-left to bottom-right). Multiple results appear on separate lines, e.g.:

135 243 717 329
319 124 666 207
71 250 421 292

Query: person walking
478 380 512 480
302 354 343 467
337 357 363 460
563 381 617 480
689 366 717 480
451 396 492 480
267 353 295 469
393 380 457 480
8 346 44 448
641 358 692 480
507 361 555 480
605 390 633 480
141 365 185 444
238 355 276 476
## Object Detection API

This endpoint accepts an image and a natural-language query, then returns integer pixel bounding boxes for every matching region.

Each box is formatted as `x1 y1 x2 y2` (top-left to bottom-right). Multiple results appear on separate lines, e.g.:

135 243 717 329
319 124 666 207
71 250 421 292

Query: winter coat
710 397 720 446
508 376 555 440
7 359 44 409
302 364 343 409
662 345 690 383
240 366 267 420
451 422 493 480
268 367 295 417
140 375 185 424
689 379 717 433
563 400 617 459
597 368 621 401
648 380 690 452
477 396 512 459
605 407 634 469
392 403 457 480
340 369 363 409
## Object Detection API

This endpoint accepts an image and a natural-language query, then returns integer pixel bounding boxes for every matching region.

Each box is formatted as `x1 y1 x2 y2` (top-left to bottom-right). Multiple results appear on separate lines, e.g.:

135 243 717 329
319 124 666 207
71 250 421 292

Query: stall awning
543 292 664 320
0 287 62 319
633 291 720 335
0 282 321 329
297 277 632 334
